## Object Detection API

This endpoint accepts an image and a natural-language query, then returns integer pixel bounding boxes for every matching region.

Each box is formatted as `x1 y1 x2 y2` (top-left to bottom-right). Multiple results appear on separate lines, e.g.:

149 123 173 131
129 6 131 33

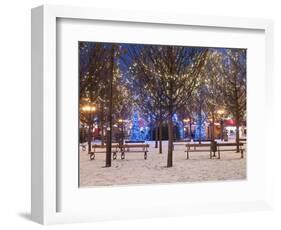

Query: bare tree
79 42 112 154
199 49 225 141
133 83 165 152
213 49 246 151
127 45 208 167
123 45 166 153
79 42 130 167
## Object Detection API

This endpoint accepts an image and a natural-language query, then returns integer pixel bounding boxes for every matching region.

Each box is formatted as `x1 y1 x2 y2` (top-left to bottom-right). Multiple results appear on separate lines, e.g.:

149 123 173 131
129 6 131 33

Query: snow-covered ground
79 140 246 187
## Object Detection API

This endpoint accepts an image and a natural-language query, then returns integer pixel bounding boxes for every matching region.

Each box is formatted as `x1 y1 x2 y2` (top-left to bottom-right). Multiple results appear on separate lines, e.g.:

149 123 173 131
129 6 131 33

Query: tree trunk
159 119 163 154
105 45 114 167
155 123 158 148
211 112 215 142
167 114 173 167
220 119 224 141
189 116 192 140
100 101 105 146
101 124 104 146
236 113 240 153
87 124 92 154
105 127 112 167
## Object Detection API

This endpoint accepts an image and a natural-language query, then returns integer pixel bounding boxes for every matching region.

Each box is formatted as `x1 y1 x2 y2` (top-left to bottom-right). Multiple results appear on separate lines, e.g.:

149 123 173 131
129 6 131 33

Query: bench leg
90 153 95 160
121 152 125 160
144 151 147 160
186 151 189 160
210 151 212 159
241 149 244 158
218 150 221 159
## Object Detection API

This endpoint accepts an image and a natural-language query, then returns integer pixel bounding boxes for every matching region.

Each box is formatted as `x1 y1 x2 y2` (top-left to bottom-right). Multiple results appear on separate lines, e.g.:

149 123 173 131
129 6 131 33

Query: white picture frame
31 5 274 225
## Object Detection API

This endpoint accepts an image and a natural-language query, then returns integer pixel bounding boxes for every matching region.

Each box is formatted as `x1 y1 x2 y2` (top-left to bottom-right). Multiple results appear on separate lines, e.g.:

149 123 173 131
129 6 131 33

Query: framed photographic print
31 5 274 224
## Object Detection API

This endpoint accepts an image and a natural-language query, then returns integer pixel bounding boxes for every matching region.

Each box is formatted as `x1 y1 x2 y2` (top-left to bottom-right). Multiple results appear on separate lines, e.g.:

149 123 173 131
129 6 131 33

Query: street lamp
217 109 225 116
81 105 96 112
81 104 96 154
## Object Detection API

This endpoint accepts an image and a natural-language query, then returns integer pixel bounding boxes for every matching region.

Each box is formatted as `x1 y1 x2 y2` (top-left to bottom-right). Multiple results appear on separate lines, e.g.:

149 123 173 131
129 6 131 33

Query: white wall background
0 0 280 229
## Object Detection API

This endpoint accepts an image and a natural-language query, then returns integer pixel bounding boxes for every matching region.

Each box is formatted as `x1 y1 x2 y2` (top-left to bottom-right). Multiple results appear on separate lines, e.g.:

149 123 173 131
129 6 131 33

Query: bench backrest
92 144 119 148
192 139 212 142
173 139 191 143
121 144 149 148
186 143 211 147
125 140 145 143
217 143 244 147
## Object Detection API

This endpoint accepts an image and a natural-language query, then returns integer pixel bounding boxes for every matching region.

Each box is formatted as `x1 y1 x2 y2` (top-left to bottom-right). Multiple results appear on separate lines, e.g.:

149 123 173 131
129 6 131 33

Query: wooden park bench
216 142 245 159
119 144 149 160
185 143 214 159
185 141 245 160
89 144 119 160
